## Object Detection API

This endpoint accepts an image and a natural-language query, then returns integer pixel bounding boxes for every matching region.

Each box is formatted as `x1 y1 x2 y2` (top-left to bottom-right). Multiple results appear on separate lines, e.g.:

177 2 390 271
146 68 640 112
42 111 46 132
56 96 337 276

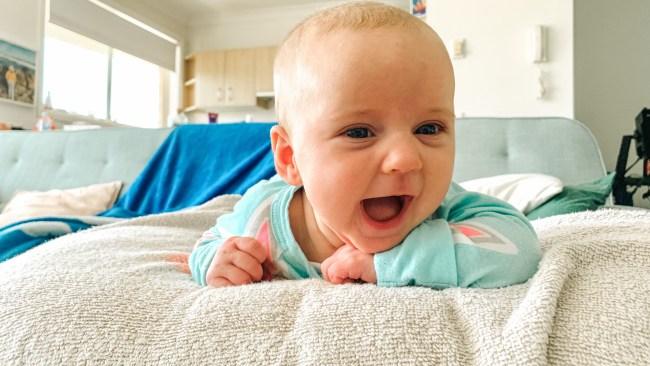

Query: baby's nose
381 138 423 174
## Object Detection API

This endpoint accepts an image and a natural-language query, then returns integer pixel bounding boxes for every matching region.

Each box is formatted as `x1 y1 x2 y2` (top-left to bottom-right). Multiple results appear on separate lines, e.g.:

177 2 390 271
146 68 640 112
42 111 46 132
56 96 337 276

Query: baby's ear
270 125 302 186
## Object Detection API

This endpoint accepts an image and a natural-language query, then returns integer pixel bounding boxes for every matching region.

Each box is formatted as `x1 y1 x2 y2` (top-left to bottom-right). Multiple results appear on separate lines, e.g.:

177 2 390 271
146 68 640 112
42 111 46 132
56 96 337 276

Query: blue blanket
102 123 277 217
0 216 121 262
0 123 277 262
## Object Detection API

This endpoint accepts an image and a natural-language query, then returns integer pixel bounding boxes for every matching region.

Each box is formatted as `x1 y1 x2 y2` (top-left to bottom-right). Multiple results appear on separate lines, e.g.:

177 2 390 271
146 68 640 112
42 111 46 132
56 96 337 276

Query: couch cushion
0 128 171 210
0 181 122 228
454 117 607 185
459 173 563 213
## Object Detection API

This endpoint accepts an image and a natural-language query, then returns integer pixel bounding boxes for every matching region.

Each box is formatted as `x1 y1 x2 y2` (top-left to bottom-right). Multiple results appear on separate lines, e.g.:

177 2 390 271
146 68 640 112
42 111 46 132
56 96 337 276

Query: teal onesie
189 177 541 289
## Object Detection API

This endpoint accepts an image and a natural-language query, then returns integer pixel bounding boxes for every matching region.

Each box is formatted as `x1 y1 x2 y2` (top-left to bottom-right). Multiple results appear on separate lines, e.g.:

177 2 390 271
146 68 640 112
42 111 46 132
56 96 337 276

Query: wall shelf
181 54 196 111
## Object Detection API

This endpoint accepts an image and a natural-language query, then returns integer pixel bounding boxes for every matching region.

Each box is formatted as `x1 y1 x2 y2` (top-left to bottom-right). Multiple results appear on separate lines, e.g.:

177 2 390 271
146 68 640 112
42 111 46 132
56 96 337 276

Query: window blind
49 0 177 71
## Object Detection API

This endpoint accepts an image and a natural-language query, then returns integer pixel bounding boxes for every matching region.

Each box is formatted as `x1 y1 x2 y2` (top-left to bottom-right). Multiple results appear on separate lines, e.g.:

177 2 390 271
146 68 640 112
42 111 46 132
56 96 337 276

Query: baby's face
288 26 455 254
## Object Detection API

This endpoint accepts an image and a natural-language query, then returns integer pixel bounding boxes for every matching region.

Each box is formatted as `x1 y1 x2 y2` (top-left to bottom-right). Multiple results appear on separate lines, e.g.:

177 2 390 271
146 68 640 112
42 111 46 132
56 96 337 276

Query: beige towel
0 197 648 365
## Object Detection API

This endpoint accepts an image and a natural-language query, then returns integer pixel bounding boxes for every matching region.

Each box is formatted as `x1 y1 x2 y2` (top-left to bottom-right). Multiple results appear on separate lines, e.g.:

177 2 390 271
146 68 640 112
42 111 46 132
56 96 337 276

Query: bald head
274 2 452 129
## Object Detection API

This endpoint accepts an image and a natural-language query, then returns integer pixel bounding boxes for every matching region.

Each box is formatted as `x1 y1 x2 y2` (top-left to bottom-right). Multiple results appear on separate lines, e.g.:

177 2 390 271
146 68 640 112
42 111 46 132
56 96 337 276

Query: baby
189 2 541 288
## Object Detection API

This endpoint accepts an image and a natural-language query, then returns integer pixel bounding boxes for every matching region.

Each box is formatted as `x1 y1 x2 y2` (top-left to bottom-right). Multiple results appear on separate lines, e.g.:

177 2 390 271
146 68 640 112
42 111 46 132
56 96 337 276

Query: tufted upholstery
0 128 171 211
453 117 607 185
0 117 607 212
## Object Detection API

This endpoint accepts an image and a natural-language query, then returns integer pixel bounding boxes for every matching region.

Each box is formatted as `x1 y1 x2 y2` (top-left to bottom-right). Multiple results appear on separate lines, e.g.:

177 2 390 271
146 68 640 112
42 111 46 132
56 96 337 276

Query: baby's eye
345 127 374 139
415 123 441 135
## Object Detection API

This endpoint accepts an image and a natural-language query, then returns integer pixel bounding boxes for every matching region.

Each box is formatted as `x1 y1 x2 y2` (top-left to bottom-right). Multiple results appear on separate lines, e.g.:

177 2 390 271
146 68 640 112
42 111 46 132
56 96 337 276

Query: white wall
186 0 408 123
188 3 317 54
427 0 574 118
188 0 408 53
0 0 43 128
574 0 650 170
429 0 650 207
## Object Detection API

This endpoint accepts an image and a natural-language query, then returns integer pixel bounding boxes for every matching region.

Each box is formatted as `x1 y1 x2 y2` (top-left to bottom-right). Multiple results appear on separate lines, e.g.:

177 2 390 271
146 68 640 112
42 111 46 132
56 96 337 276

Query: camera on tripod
634 108 650 162
613 108 650 205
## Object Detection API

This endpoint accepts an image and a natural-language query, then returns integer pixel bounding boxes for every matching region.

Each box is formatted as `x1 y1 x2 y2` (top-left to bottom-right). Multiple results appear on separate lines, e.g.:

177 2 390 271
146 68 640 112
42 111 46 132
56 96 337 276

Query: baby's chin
349 235 407 254
349 215 428 254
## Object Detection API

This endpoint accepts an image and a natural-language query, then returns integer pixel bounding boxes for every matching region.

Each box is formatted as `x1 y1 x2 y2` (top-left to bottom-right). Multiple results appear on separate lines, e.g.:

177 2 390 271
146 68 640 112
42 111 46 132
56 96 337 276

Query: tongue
363 196 402 222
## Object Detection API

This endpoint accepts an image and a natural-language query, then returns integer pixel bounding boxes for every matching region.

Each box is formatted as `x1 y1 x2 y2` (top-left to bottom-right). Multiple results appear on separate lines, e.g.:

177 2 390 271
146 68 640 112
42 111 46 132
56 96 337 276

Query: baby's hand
321 244 377 284
205 236 267 287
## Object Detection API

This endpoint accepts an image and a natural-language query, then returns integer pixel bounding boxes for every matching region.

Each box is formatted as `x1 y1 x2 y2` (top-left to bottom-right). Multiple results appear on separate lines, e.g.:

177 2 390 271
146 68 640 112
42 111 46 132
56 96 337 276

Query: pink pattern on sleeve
255 219 276 281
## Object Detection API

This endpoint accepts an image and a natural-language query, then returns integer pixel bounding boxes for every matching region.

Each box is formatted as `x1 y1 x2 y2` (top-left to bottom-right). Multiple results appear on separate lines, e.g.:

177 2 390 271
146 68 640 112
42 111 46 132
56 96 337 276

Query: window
111 49 162 128
42 23 176 127
42 24 109 119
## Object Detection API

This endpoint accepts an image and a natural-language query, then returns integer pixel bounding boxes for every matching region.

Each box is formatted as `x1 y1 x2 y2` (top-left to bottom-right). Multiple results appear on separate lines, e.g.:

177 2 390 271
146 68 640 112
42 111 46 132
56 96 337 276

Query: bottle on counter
170 108 189 126
34 111 56 131
34 92 57 131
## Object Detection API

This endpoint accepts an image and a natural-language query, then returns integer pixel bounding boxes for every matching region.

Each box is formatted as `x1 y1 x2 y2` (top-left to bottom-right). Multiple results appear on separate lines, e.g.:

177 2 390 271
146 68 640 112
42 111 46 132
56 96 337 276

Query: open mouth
361 195 412 223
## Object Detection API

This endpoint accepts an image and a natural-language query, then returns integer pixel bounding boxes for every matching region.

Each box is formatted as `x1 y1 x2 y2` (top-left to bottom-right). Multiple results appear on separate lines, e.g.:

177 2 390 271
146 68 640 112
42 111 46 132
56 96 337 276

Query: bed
1 117 648 365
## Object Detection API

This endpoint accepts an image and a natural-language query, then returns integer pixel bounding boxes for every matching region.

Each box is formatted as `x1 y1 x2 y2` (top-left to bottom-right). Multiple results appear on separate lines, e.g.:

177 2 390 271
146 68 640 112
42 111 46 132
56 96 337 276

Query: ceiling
140 0 338 22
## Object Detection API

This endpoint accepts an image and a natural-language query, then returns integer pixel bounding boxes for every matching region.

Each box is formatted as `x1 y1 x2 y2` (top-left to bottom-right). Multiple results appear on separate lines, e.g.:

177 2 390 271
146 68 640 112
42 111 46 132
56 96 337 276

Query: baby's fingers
329 273 354 285
165 253 190 274
220 265 255 286
231 251 264 282
324 260 355 284
233 237 267 263
320 255 335 282
207 277 233 288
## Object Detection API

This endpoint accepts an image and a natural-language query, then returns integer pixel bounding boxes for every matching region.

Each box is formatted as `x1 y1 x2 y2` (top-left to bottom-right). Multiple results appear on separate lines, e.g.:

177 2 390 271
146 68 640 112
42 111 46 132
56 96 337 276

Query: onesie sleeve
189 227 228 286
374 182 541 289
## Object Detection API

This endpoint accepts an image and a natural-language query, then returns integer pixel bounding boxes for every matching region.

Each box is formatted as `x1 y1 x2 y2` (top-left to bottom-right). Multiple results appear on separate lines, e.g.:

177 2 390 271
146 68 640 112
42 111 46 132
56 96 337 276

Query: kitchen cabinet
183 46 277 111
255 46 277 94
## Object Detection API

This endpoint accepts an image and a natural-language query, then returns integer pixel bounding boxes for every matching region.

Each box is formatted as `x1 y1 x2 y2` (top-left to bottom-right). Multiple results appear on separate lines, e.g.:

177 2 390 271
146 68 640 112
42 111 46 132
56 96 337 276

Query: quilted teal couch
0 128 171 211
0 117 607 211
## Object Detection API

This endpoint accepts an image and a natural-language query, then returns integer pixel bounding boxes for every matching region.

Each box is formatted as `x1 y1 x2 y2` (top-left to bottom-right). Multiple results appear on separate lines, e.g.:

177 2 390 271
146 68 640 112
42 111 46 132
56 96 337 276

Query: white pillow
0 181 123 228
459 174 563 214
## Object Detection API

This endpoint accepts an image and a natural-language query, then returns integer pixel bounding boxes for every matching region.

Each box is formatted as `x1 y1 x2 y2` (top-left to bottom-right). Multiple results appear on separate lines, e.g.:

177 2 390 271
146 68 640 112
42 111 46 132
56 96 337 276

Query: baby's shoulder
238 176 291 207
220 177 293 229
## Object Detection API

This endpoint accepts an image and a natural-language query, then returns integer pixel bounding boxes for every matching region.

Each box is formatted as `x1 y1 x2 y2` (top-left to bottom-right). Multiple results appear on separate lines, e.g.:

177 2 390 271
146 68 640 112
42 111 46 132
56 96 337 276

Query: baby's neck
289 188 340 263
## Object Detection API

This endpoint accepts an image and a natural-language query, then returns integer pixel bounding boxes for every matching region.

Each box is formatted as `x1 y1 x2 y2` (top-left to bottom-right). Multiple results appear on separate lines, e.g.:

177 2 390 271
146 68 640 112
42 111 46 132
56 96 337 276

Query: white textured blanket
1 196 649 365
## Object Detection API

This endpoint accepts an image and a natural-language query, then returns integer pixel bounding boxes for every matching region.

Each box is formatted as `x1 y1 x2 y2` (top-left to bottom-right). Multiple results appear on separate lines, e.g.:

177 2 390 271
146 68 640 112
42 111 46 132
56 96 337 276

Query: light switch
530 25 547 63
453 38 465 59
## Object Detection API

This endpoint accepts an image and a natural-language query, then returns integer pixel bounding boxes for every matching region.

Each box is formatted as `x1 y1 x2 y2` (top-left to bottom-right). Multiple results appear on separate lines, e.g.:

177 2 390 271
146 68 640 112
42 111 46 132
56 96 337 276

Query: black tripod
613 134 650 205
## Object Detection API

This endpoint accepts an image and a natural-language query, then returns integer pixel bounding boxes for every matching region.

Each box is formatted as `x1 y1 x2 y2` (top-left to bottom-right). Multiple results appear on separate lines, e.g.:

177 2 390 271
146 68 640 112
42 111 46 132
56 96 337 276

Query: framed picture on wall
0 38 36 106
411 0 427 18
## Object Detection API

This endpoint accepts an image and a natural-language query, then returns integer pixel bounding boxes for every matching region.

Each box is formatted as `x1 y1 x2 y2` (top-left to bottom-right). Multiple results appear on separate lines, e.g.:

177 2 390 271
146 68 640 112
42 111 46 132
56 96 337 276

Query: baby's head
271 1 455 254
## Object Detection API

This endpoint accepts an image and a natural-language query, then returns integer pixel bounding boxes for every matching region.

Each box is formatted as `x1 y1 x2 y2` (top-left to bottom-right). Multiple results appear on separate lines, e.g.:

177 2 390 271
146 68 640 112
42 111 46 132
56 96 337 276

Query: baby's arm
190 232 267 287
374 183 541 289
189 178 285 287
